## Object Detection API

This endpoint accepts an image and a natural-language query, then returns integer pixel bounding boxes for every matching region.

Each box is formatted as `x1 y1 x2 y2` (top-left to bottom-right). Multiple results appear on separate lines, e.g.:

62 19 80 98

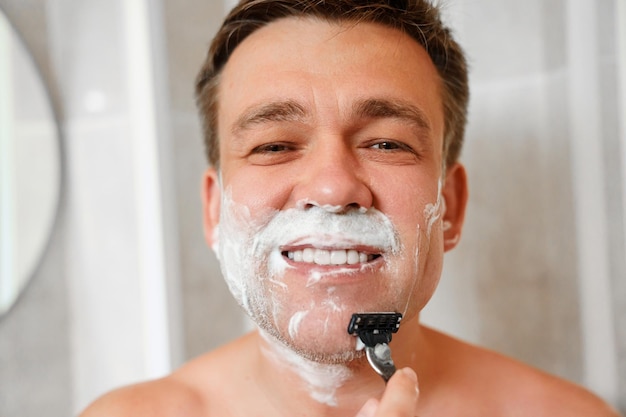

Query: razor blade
347 312 402 346
347 312 402 383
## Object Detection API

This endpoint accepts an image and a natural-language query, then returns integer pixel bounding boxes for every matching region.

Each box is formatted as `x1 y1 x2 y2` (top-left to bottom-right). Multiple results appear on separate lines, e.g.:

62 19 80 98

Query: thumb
375 367 420 417
355 398 380 417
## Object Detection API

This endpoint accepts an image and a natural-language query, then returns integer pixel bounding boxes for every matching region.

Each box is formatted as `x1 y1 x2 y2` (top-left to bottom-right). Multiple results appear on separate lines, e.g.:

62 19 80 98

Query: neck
251 314 431 417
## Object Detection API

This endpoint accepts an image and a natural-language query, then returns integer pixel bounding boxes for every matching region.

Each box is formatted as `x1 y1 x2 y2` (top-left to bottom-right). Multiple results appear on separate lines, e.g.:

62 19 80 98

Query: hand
356 367 420 417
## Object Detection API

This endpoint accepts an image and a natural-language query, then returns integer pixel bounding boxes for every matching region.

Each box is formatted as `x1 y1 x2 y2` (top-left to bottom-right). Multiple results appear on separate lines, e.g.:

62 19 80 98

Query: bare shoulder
509 367 621 417
423 326 621 417
79 376 206 417
80 333 258 417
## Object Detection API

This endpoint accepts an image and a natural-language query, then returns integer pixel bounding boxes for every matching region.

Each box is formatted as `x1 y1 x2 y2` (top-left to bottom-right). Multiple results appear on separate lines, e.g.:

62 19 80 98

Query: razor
347 312 402 383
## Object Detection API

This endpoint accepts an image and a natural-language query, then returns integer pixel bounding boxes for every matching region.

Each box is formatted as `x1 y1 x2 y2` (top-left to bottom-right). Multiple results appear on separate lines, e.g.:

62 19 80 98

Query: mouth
281 247 382 266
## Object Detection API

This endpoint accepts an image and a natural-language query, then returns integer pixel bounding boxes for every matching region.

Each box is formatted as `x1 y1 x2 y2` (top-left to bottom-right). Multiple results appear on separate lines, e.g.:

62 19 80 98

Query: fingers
356 368 420 417
376 368 420 417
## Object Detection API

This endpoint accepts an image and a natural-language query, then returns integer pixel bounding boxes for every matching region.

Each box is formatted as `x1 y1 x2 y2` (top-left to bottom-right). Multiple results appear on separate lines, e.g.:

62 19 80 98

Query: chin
292 344 366 365
256 311 368 365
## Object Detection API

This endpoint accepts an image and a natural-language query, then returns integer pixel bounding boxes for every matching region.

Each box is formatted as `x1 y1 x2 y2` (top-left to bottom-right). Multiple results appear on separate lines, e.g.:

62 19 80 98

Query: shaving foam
423 178 444 236
214 188 402 319
259 329 352 406
288 310 310 339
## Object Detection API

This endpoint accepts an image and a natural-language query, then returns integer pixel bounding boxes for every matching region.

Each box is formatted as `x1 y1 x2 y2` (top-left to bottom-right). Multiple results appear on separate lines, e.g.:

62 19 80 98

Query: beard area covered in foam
258 329 355 407
213 188 445 353
213 190 407 347
212 186 444 335
214 190 403 306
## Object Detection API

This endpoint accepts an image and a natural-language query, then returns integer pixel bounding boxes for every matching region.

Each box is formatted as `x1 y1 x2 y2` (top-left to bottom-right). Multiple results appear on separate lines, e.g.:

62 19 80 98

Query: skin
80 18 620 417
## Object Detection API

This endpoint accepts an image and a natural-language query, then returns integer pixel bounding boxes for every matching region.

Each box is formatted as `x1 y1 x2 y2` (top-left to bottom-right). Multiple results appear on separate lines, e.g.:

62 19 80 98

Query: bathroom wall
422 0 625 409
0 0 623 416
160 0 247 361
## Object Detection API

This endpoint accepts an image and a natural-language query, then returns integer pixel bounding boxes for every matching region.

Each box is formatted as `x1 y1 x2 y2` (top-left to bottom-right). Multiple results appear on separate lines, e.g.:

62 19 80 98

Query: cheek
379 194 433 236
370 170 440 223
378 178 444 309
223 168 294 213
409 216 446 313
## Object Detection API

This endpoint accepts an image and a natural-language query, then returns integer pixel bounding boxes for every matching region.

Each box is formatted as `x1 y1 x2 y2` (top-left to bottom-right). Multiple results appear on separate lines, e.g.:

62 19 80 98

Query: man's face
203 17 467 362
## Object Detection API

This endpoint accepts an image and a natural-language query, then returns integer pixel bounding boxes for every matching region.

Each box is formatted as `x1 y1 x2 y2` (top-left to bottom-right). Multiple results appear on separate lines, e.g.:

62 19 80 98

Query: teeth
330 250 346 265
347 250 359 265
285 248 377 266
314 249 330 265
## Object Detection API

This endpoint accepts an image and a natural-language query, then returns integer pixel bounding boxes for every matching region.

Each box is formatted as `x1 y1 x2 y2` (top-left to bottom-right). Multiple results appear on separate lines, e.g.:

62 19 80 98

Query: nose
291 140 373 212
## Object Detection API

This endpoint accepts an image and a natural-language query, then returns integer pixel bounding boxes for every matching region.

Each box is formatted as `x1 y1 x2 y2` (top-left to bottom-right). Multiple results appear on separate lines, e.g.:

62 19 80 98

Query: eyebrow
352 98 432 132
231 97 432 134
232 100 308 134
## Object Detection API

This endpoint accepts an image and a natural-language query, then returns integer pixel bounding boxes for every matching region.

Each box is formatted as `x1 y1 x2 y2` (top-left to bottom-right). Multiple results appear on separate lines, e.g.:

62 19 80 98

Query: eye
369 140 416 154
247 141 302 165
370 141 401 151
362 138 421 165
252 142 293 153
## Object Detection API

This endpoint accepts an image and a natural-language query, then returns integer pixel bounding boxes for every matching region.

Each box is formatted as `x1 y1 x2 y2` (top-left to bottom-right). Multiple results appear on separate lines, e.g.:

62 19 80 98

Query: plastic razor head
347 313 402 383
347 312 402 347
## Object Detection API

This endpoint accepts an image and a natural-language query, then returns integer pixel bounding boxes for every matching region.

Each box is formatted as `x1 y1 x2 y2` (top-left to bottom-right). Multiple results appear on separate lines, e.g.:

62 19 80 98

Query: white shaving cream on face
212 182 443 404
423 178 445 237
288 310 310 340
214 188 414 354
215 188 402 315
259 329 352 407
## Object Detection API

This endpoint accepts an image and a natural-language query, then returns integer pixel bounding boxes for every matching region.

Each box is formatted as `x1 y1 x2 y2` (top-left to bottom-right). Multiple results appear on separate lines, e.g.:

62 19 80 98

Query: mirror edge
0 4 65 320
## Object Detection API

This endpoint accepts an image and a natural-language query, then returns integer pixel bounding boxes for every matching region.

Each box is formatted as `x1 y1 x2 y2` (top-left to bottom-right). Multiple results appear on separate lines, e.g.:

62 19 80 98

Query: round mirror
0 9 61 317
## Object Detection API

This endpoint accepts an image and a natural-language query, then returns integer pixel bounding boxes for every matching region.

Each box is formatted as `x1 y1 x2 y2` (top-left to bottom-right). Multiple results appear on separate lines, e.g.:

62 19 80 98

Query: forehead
218 17 444 139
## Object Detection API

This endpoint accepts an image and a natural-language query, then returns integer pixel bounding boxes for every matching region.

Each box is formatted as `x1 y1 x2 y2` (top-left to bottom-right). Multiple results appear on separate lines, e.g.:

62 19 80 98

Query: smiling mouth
282 248 382 266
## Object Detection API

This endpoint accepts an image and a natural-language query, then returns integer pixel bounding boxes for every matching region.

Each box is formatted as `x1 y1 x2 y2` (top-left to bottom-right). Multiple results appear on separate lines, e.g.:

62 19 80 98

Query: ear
441 162 468 252
201 168 221 249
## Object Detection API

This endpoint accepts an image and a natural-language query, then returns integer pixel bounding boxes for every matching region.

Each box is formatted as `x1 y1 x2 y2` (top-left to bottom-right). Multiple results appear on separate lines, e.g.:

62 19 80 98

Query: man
81 1 620 416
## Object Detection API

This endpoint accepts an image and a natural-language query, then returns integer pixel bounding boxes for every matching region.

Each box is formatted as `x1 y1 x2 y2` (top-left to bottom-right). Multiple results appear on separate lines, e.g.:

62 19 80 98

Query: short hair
195 0 469 169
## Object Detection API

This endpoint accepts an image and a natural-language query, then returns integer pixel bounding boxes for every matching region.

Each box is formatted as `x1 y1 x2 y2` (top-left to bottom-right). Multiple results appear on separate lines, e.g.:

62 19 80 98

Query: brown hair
196 0 469 169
